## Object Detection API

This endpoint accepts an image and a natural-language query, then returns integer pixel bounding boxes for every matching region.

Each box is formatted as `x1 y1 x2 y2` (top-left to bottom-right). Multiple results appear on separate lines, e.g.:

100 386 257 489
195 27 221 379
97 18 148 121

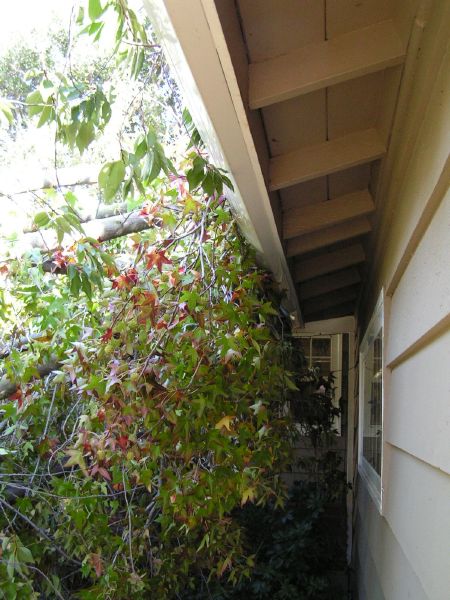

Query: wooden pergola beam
283 189 374 239
298 267 361 301
295 243 365 282
286 217 372 257
249 20 405 109
270 129 385 191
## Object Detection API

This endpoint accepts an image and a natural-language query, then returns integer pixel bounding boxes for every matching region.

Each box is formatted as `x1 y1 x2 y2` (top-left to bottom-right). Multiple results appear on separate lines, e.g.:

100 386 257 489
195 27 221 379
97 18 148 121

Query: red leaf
97 467 111 481
9 388 23 409
139 201 158 220
145 248 172 273
168 271 177 287
101 328 113 343
51 250 68 269
111 268 139 290
117 435 129 451
90 553 103 577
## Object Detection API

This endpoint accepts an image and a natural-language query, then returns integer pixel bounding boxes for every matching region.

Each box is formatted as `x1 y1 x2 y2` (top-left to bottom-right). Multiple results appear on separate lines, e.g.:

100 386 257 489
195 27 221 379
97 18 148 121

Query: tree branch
0 360 61 401
18 211 155 257
23 201 129 233
0 165 99 196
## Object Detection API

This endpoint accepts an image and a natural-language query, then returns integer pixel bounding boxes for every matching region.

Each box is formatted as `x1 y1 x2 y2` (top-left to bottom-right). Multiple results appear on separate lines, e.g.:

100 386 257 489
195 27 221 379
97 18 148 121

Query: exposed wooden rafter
303 301 357 322
286 217 372 257
301 285 360 315
249 20 405 109
270 129 385 191
283 189 374 239
298 267 361 301
295 244 365 282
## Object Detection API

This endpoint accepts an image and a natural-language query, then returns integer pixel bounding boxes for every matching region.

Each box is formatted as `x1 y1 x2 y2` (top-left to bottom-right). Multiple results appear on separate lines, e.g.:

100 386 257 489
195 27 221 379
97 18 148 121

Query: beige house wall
144 1 449 595
355 3 450 598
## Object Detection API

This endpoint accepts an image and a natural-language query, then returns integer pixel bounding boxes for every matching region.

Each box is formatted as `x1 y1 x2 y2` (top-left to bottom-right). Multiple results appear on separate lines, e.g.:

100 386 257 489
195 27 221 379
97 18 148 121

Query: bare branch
18 211 154 257
23 201 129 233
0 165 99 196
0 360 61 401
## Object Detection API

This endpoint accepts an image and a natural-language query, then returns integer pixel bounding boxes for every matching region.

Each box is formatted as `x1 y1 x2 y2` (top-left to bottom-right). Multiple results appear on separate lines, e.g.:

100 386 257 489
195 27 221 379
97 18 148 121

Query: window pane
312 337 331 358
312 359 331 376
362 328 382 475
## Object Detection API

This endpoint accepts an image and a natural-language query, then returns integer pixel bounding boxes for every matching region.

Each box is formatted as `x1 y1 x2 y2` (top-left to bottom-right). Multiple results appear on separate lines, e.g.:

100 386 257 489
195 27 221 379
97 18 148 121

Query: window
298 334 343 433
358 292 384 509
298 335 332 376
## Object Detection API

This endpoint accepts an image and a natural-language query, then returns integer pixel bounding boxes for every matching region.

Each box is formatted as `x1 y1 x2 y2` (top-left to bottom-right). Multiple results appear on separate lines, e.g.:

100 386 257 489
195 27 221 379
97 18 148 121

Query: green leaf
76 122 95 153
186 164 204 191
37 104 55 128
213 171 223 196
26 89 44 117
88 21 104 36
69 272 81 297
88 0 103 20
0 98 13 126
80 272 92 298
64 212 84 233
162 211 177 232
221 174 234 192
146 129 157 148
141 151 154 181
202 171 215 196
65 191 78 207
65 122 79 148
134 137 147 160
98 160 126 202
16 545 34 564
33 212 50 229
142 152 161 184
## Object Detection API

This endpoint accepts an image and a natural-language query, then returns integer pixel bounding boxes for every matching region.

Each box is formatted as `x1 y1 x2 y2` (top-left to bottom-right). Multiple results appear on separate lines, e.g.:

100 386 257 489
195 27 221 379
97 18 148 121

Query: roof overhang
143 0 301 322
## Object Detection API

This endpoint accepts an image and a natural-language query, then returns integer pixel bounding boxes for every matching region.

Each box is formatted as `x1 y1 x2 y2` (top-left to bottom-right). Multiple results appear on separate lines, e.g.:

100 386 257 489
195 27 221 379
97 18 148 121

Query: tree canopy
0 2 298 598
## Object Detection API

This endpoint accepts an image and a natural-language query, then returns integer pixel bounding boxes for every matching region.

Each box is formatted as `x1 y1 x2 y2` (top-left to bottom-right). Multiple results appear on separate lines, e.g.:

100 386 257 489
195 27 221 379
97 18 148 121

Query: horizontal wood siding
355 2 450 599
355 480 428 600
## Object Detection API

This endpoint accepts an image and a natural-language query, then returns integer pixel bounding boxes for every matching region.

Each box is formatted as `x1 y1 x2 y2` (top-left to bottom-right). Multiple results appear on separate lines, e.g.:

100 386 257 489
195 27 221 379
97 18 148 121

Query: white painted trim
297 316 356 335
142 0 301 319
358 290 384 512
331 333 343 434
346 333 356 564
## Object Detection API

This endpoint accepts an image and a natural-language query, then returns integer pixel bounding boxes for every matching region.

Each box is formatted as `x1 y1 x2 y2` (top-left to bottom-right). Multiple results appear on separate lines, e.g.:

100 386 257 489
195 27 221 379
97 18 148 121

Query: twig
122 467 136 573
0 498 82 567
0 560 67 600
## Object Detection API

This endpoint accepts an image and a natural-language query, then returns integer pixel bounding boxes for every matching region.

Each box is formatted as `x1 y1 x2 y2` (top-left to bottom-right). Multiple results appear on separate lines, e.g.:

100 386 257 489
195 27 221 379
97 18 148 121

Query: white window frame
358 291 384 511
